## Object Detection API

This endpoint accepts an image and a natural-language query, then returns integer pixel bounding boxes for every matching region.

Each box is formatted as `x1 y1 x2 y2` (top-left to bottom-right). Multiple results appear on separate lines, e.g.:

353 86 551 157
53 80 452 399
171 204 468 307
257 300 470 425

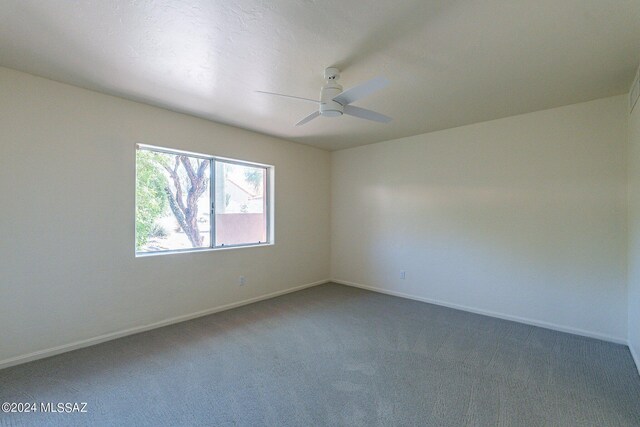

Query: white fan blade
333 76 389 106
256 91 319 104
295 110 321 126
343 105 392 123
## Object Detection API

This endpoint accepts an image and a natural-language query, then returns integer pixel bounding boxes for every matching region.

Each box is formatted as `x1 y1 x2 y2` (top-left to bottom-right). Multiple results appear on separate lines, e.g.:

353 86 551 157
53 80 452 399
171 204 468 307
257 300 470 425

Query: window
135 145 272 255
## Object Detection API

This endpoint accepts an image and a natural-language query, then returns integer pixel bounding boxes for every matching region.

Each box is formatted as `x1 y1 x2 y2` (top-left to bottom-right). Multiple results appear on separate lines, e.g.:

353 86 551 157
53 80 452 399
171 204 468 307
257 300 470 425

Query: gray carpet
1 283 639 426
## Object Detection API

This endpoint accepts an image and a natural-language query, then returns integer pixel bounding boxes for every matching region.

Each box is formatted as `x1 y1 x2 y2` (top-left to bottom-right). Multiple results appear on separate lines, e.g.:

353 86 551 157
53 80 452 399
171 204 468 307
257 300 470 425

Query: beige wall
0 67 331 366
628 92 640 365
0 64 635 369
331 95 628 342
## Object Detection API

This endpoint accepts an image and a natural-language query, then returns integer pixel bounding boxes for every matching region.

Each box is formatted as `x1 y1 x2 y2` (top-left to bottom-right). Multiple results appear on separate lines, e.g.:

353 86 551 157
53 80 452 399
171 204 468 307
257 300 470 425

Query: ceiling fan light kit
258 67 392 126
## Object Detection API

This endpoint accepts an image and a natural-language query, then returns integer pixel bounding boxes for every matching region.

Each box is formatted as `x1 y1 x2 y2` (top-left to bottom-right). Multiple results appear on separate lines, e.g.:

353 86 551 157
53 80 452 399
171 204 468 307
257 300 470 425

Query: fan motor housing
320 82 343 117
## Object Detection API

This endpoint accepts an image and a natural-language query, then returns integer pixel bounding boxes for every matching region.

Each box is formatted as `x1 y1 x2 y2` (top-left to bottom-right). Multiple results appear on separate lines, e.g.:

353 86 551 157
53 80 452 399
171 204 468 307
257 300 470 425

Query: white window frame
135 144 274 257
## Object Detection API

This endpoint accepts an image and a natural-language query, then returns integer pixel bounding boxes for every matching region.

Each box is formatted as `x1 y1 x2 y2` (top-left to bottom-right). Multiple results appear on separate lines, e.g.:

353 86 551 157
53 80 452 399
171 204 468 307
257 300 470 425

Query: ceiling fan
257 67 392 126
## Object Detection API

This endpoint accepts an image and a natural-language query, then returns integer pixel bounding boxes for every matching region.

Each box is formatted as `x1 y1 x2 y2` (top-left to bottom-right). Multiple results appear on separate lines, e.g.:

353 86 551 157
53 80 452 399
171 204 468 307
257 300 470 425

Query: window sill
135 242 274 258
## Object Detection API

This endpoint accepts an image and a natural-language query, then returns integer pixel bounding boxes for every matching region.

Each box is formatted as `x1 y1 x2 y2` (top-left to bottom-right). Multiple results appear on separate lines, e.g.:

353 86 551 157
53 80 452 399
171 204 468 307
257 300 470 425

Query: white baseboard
332 279 628 345
0 279 329 371
630 343 640 376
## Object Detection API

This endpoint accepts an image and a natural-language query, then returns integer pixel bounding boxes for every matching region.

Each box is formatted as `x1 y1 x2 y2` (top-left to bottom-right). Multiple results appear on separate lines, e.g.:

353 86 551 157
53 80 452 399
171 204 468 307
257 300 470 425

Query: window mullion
210 158 216 249
265 166 270 245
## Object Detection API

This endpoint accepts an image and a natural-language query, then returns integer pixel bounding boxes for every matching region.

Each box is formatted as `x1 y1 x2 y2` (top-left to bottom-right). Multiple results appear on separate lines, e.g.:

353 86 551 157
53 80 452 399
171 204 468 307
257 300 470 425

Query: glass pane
136 149 210 252
215 161 267 246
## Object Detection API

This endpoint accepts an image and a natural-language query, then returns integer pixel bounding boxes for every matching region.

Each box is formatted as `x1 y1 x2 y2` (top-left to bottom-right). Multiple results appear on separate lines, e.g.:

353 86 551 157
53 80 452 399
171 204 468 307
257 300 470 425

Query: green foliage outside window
135 150 168 249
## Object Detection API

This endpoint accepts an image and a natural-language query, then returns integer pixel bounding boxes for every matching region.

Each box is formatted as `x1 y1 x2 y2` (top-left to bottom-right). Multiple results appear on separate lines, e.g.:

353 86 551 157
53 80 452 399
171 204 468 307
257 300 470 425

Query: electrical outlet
400 270 406 280
239 276 246 286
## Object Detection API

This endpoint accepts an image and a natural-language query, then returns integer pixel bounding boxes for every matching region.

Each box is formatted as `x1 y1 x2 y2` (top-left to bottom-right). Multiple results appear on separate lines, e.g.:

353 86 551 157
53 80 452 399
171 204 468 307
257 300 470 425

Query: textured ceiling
1 1 639 150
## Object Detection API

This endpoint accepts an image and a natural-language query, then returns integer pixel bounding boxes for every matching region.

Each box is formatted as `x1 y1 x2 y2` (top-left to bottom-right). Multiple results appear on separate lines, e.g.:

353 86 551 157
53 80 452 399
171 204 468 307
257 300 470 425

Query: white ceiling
1 1 639 150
